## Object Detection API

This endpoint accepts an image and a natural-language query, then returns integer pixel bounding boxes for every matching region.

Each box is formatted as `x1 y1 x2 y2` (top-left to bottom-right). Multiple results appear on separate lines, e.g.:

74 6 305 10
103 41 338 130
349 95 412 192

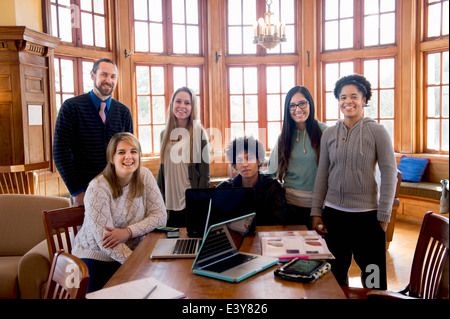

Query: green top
266 121 328 191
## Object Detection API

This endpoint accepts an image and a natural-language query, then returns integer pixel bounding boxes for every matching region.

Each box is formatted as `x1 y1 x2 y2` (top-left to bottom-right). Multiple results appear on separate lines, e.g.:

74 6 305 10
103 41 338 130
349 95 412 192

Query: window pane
173 25 186 54
186 26 199 54
380 59 395 87
136 66 150 94
186 0 199 24
153 125 165 153
325 21 339 50
54 59 61 92
229 68 243 94
325 0 339 20
427 119 440 150
80 0 92 11
443 86 449 117
243 26 257 54
325 63 339 91
380 13 395 44
428 53 441 85
428 87 441 117
243 0 256 24
267 122 281 149
149 0 162 21
364 15 379 46
364 0 378 15
267 95 281 121
82 61 94 92
152 96 166 124
172 0 185 24
139 126 152 154
134 0 148 20
59 6 73 42
244 96 258 121
149 23 163 52
174 67 187 90
428 3 442 37
230 96 244 121
60 59 74 92
94 15 106 47
151 67 165 94
245 123 259 139
366 91 378 117
443 51 449 84
93 0 104 14
187 68 200 94
267 67 281 94
340 18 353 48
364 60 379 88
228 26 243 54
380 90 394 118
230 123 244 140
443 1 449 35
228 0 242 25
138 96 151 124
380 0 395 12
135 22 149 51
281 66 295 92
341 62 354 76
443 119 449 150
244 68 258 94
340 0 353 19
81 13 94 46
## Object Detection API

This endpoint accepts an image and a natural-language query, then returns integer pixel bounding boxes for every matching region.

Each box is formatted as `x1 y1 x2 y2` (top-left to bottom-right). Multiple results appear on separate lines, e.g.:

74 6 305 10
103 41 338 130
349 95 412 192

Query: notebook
191 213 279 283
150 187 257 259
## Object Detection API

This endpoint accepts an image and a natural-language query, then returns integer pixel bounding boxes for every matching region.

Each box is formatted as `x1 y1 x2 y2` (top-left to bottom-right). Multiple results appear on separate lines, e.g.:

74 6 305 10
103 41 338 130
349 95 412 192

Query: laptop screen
193 213 255 268
185 188 257 237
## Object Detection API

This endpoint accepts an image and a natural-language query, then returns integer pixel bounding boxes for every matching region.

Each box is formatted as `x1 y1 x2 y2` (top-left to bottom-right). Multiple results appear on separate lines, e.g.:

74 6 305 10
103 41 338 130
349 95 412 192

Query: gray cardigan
311 118 397 223
156 127 210 201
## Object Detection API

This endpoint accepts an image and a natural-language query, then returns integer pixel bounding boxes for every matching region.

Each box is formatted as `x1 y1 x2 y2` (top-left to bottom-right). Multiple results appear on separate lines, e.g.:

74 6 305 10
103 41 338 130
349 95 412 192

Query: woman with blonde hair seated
73 132 167 292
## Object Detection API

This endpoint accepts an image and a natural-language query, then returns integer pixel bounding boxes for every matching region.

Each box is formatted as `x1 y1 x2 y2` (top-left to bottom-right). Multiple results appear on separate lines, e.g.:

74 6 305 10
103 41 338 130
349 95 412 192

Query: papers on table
86 277 185 299
259 230 334 260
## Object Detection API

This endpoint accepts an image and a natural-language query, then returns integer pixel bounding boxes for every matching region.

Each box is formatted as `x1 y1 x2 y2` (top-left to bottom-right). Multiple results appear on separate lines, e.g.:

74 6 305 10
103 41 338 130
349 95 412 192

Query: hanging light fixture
253 0 286 50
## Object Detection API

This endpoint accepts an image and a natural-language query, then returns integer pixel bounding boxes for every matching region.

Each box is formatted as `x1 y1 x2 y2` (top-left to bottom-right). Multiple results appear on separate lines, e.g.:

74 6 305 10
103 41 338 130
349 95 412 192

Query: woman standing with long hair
267 86 327 227
156 87 210 227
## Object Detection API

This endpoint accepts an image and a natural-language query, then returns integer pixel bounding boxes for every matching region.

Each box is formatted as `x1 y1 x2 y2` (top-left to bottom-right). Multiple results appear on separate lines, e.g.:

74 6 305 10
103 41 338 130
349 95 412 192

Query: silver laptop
150 199 212 259
191 213 279 283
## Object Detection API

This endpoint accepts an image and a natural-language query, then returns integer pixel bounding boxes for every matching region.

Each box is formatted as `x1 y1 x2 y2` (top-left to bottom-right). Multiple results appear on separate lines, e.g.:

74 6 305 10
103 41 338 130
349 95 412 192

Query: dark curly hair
225 136 265 166
333 74 372 104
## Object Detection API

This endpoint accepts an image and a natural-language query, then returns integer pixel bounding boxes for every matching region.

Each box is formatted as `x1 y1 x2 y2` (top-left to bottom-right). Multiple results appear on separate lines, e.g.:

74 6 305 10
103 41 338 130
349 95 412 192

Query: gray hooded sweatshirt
311 117 397 223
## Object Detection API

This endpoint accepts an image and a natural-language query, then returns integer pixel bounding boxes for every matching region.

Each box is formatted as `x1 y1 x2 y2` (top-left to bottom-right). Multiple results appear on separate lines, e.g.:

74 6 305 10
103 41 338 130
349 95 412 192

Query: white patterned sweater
73 167 167 263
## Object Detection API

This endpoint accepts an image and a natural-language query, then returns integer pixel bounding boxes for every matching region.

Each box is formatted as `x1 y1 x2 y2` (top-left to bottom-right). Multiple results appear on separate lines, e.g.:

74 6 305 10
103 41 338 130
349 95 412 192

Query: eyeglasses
289 100 309 110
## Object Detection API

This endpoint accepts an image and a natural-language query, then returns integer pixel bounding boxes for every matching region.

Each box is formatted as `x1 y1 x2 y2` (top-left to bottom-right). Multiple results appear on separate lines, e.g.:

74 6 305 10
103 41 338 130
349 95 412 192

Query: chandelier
253 0 287 50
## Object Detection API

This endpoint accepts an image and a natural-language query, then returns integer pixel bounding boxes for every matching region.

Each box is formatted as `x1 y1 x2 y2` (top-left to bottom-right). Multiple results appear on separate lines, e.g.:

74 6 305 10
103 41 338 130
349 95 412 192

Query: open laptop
191 213 279 283
150 188 257 259
150 198 212 259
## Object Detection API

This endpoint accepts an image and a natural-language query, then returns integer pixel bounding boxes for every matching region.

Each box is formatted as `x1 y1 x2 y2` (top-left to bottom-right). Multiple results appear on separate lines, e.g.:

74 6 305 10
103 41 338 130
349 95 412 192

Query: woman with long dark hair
266 86 327 227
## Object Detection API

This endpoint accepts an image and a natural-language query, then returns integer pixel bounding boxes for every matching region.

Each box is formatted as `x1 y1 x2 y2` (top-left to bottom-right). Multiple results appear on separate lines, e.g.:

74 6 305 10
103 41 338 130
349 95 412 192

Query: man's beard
95 82 114 97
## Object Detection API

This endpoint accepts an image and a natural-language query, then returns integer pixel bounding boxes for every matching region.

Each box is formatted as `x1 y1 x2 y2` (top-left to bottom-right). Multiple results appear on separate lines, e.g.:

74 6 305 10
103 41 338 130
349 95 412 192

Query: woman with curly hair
311 74 397 289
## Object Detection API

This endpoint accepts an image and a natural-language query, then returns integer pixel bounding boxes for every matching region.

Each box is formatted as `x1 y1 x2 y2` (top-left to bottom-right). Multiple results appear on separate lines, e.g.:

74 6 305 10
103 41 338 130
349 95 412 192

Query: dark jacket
217 173 287 225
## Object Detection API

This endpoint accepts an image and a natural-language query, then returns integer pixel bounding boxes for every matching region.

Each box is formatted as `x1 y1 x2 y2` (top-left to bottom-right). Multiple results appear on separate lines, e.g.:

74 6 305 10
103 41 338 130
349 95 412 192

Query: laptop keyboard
203 253 256 273
172 239 199 255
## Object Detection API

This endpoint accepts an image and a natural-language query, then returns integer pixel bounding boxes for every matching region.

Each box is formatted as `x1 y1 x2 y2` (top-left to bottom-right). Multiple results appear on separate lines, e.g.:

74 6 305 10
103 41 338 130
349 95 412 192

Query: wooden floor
348 219 422 291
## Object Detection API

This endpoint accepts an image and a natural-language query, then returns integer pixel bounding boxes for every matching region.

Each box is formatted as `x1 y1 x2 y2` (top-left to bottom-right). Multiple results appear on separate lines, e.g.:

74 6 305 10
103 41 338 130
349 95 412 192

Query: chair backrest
42 206 85 262
409 211 449 299
0 162 50 195
44 251 89 299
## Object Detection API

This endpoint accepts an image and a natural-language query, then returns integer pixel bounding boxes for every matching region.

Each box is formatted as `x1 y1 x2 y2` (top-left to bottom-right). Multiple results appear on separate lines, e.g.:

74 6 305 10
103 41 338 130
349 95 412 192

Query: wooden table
104 225 346 299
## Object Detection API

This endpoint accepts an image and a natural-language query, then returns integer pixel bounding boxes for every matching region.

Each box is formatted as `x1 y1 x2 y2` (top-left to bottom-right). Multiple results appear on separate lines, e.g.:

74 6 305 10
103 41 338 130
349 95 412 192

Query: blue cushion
398 156 430 183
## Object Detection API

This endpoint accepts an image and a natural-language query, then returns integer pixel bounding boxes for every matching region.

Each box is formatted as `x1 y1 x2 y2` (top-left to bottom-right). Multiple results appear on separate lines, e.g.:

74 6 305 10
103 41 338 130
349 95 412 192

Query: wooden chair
0 161 49 195
42 206 85 263
43 251 89 299
343 211 449 299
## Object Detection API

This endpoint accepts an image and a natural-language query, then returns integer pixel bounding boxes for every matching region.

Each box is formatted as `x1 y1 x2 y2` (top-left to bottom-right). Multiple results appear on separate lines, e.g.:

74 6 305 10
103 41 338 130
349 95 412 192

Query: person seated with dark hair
217 136 287 225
